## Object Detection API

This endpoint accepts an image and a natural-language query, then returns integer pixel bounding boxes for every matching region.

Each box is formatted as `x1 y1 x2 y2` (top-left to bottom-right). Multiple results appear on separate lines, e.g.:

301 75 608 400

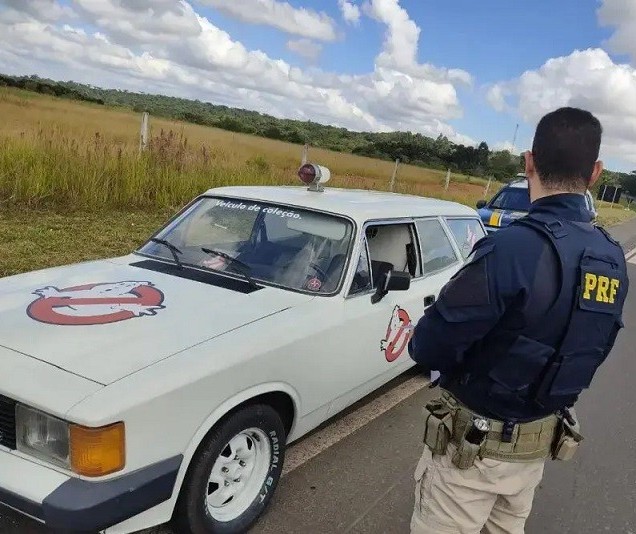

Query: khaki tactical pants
411 442 545 534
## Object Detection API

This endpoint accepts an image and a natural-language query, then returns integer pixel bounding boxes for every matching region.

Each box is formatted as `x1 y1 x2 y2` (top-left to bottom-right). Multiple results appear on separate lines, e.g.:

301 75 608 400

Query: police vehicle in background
476 173 598 233
0 163 488 534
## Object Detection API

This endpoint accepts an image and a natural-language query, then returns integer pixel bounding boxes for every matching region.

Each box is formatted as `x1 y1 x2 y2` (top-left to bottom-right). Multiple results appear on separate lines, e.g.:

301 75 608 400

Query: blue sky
1 0 636 171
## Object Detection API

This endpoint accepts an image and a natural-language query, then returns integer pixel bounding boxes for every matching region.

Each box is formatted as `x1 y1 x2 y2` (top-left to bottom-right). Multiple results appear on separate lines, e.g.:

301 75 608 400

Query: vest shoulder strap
509 214 567 304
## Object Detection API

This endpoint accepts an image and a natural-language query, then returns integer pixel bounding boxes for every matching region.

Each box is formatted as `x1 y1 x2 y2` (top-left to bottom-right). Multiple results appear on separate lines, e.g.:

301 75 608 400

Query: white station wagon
0 164 487 533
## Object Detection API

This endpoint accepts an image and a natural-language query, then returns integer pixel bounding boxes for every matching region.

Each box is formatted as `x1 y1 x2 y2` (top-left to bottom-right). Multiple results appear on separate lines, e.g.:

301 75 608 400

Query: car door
324 217 462 418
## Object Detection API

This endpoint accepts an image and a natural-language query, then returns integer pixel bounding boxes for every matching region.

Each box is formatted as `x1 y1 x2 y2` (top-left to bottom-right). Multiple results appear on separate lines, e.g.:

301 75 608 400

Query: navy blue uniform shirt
409 193 599 421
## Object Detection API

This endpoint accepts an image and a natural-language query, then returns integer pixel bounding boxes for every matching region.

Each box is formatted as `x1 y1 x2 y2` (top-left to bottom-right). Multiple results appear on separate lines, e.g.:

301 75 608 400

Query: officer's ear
524 150 536 177
588 160 603 188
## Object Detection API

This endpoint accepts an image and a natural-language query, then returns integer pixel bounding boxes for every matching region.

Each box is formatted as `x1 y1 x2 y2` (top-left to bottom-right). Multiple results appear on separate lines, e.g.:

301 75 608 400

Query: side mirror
371 270 411 304
476 200 487 209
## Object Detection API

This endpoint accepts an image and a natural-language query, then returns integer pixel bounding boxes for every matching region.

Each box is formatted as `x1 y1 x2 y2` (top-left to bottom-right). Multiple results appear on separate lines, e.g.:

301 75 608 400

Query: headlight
16 405 70 468
16 405 125 477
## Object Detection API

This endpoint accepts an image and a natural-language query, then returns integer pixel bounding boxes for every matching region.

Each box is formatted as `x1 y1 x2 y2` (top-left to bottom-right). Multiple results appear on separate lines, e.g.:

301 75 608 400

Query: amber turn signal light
70 422 125 477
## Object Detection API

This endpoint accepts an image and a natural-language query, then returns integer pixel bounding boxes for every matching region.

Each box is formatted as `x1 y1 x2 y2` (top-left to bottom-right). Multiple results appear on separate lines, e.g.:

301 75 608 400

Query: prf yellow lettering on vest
583 273 620 303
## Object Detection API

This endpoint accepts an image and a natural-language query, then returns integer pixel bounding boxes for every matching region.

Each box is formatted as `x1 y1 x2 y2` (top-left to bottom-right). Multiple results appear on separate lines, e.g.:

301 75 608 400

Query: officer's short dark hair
532 107 602 191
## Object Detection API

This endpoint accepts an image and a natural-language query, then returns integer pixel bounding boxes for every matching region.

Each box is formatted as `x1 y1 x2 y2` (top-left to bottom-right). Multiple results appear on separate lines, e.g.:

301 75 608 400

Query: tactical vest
454 211 628 417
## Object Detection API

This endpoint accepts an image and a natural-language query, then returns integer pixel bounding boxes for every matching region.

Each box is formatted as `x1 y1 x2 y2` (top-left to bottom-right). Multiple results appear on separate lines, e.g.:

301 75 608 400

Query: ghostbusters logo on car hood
27 281 165 326
380 305 414 362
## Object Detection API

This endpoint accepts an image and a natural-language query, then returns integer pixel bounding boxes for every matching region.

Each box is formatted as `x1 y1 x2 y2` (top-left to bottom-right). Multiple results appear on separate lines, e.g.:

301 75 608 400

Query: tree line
2 72 636 195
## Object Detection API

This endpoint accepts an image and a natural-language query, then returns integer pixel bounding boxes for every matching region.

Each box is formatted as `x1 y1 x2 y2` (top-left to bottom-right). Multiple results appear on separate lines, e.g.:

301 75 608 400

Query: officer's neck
529 183 583 203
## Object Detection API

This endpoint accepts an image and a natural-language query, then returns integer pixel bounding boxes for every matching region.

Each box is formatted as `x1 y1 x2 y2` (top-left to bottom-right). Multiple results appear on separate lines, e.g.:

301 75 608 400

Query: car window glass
490 188 530 211
364 223 421 287
348 238 372 295
445 218 486 259
137 197 354 294
415 219 458 273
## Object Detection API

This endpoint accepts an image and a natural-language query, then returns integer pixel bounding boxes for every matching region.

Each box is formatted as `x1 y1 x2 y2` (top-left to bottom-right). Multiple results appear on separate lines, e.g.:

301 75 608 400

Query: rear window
490 187 530 212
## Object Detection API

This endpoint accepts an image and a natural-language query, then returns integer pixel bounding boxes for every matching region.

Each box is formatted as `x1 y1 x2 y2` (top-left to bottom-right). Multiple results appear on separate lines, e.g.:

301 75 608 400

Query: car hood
0 255 314 384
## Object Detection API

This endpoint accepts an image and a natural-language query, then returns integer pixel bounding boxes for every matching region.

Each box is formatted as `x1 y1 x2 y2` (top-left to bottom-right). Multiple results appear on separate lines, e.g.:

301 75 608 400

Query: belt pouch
451 422 485 470
423 402 452 455
552 418 583 462
451 439 481 470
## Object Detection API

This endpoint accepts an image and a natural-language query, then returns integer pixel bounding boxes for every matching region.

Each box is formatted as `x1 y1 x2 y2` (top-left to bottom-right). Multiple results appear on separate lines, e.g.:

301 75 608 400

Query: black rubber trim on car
38 455 183 532
130 259 263 294
0 486 44 522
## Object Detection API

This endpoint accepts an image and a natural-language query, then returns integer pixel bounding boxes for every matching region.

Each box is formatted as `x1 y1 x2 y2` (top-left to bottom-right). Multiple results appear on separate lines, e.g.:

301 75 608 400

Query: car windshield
136 196 355 294
489 187 531 211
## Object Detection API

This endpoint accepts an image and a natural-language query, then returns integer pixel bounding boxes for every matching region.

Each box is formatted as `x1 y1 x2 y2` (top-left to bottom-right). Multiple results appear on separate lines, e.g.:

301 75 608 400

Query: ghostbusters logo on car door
381 305 414 362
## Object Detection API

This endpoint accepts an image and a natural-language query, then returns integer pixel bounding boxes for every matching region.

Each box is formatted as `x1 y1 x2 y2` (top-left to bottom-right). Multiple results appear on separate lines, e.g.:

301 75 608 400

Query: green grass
596 201 636 228
0 209 171 278
0 129 286 210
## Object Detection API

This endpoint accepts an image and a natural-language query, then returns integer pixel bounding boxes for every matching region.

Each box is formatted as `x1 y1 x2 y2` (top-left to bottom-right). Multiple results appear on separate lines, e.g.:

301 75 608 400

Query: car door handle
424 295 436 307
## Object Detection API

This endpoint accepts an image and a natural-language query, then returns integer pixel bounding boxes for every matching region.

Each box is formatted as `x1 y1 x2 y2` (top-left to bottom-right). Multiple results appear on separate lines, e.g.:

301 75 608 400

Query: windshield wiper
151 238 184 270
201 247 258 288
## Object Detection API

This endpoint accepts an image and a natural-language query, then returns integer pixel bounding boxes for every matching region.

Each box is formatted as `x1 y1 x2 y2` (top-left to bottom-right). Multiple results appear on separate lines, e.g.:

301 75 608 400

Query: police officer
408 107 629 534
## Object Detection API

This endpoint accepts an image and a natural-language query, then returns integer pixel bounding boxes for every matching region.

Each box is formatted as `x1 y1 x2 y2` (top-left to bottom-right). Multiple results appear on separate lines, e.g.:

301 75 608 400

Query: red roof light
298 164 317 185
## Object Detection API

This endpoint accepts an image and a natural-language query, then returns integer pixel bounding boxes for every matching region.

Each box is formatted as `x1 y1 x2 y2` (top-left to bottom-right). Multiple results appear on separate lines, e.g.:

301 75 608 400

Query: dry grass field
0 86 632 278
0 87 491 210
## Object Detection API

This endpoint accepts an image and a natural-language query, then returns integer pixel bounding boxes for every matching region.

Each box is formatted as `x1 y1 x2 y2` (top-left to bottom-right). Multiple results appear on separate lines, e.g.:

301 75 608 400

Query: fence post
389 159 399 192
301 144 309 165
139 112 149 153
611 186 618 209
444 168 451 192
484 176 492 198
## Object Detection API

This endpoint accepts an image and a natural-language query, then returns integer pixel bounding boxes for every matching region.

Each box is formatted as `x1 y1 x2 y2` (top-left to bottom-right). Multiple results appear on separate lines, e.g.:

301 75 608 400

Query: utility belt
422 390 583 469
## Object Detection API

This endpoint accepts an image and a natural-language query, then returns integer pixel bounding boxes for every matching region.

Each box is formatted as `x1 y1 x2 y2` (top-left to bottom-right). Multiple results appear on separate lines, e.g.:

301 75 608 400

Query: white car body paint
0 184 486 533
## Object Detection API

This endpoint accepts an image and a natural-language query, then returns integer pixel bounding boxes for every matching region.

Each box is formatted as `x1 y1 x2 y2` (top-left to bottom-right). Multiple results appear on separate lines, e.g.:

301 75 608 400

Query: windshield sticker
381 305 414 362
305 277 322 292
27 281 165 326
201 256 228 270
214 200 302 219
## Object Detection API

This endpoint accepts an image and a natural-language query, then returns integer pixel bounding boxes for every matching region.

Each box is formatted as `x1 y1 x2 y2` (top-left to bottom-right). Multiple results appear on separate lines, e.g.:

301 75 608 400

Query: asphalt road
2 220 635 534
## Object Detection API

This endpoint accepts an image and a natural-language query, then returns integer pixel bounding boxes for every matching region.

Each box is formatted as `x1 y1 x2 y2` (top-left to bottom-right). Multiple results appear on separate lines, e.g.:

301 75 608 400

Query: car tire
173 404 286 534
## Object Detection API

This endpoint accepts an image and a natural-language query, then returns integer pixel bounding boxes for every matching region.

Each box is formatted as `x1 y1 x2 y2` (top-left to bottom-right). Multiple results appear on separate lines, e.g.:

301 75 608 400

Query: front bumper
0 449 182 532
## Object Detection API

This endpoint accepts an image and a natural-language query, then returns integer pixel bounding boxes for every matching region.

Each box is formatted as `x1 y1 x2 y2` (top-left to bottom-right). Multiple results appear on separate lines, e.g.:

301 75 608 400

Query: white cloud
364 0 418 71
0 0 76 22
286 38 322 62
338 0 360 25
0 0 474 145
73 0 202 46
597 0 636 63
487 48 636 164
197 0 337 42
486 84 508 112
